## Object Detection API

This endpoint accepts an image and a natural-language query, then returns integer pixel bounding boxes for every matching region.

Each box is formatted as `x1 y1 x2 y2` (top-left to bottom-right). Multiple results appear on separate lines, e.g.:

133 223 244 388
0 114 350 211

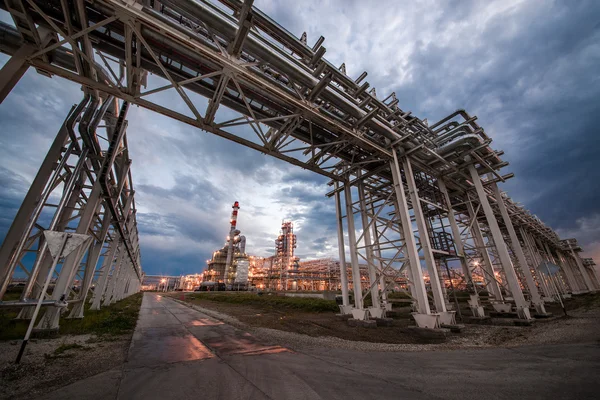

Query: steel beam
469 164 530 319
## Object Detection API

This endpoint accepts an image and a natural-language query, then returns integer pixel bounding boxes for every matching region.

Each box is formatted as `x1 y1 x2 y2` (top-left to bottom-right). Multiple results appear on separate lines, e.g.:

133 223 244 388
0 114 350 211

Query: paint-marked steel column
390 152 434 327
466 200 503 301
334 181 350 311
492 183 546 314
402 157 447 315
344 180 366 318
468 164 530 319
357 178 382 314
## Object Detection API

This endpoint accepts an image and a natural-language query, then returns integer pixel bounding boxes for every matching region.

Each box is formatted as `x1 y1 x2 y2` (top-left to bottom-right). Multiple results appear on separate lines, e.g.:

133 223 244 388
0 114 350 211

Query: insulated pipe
150 1 405 144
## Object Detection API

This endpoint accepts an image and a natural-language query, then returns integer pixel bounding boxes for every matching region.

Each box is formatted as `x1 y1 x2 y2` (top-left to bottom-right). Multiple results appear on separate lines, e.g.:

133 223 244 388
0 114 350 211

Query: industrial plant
0 0 598 336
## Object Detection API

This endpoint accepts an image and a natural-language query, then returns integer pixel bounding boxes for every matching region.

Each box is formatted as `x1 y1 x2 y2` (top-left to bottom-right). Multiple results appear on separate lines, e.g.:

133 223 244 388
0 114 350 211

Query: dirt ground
0 334 131 400
182 292 600 349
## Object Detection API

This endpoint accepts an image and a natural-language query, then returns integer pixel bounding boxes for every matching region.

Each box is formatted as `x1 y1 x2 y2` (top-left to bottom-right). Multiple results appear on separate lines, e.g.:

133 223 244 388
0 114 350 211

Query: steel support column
390 151 432 321
90 241 120 310
357 178 382 314
468 164 530 319
344 180 365 318
570 246 594 292
492 183 545 314
402 157 447 314
466 201 503 301
334 181 350 311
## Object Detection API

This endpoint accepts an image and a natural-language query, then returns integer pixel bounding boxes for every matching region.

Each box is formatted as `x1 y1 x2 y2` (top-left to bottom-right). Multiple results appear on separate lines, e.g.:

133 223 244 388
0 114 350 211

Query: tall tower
275 221 298 290
225 201 240 280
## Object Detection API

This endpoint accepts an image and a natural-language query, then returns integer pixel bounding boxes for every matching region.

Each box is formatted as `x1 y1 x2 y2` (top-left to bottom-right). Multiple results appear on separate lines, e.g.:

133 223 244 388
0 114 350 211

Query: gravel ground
0 334 131 400
175 296 600 353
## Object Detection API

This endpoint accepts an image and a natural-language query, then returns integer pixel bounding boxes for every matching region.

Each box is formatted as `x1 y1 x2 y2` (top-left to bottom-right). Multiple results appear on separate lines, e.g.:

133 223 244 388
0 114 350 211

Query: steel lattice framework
0 0 598 329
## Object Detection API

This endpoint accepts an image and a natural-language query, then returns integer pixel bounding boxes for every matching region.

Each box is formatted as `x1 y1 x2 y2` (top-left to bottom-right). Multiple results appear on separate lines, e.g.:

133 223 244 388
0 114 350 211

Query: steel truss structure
0 0 597 328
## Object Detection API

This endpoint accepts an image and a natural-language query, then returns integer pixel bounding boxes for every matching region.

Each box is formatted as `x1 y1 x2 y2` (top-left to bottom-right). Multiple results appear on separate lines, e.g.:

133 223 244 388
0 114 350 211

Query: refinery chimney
225 201 240 279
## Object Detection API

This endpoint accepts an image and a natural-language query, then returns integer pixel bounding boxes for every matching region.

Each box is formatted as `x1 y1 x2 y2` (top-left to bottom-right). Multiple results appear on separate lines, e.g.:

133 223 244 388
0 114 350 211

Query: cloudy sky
1 0 599 276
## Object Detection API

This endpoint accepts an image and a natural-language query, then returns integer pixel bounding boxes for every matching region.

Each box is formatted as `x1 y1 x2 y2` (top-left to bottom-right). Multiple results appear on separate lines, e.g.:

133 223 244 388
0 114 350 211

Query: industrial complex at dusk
1 0 599 398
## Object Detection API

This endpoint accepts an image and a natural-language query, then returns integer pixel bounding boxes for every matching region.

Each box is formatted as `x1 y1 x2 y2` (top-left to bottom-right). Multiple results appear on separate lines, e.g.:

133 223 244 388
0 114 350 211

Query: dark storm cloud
343 0 600 252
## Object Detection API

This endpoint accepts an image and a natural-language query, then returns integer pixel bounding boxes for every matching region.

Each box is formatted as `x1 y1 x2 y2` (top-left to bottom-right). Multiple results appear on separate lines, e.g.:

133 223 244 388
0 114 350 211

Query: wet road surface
44 293 600 399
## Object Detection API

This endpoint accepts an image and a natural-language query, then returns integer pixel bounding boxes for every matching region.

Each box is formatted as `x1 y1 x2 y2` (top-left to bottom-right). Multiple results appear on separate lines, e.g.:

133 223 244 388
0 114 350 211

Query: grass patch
59 292 143 336
53 343 87 355
186 292 338 313
0 292 143 341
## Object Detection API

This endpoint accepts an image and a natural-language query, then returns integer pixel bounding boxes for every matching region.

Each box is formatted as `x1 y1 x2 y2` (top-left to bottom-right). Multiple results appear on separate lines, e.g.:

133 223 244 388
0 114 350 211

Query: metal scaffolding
0 0 596 329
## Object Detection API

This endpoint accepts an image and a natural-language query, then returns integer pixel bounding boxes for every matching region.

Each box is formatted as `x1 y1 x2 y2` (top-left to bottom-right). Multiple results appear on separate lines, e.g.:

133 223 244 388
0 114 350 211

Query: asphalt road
44 293 600 399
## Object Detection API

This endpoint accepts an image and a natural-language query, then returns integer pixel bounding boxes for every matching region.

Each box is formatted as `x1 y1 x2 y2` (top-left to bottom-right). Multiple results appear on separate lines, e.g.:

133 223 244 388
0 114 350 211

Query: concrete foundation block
492 303 512 313
438 311 456 325
368 307 385 319
533 312 553 319
407 326 450 339
411 312 440 329
513 319 534 327
373 317 394 327
351 308 368 321
347 318 360 327
335 313 353 321
440 324 465 333
490 311 520 318
339 305 354 315
361 319 377 329
464 316 492 325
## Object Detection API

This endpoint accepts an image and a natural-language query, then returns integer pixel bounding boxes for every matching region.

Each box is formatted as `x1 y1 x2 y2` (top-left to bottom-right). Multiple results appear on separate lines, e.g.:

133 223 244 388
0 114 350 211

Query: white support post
90 241 120 310
558 250 581 293
334 181 351 312
466 201 503 301
492 184 546 314
402 157 448 318
390 152 437 328
438 179 483 316
522 231 552 298
344 181 366 320
357 179 382 316
468 164 531 319
104 250 125 306
570 246 595 292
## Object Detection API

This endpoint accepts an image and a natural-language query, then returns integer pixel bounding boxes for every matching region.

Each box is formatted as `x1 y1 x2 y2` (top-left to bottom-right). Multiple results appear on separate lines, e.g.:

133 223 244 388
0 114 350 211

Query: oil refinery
0 0 598 334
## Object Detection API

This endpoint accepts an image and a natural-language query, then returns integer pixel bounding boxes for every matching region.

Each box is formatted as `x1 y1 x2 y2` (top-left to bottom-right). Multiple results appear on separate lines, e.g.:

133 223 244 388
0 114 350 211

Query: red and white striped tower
225 201 240 280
